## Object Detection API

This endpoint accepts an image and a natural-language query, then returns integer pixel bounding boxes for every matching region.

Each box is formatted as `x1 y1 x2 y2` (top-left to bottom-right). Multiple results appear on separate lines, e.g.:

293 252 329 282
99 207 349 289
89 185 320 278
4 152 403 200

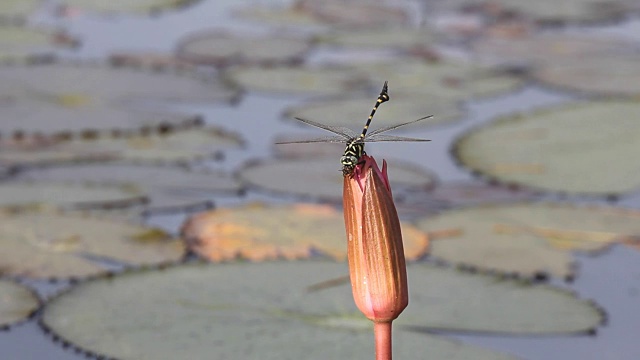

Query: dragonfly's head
342 139 365 167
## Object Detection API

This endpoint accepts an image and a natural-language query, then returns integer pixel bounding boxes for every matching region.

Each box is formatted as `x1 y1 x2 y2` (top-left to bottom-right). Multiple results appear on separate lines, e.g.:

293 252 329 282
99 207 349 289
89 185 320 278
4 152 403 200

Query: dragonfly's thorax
341 138 365 167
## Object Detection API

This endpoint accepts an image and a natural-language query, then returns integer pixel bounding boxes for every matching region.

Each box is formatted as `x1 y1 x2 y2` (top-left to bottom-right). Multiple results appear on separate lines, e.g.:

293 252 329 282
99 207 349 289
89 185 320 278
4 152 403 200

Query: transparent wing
276 135 348 144
366 115 434 136
365 134 431 142
290 117 356 139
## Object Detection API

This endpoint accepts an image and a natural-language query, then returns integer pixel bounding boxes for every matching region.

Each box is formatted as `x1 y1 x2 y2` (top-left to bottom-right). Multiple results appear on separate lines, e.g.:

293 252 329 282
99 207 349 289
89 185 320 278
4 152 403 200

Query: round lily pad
284 95 464 130
40 261 601 359
415 202 640 279
223 66 368 96
0 181 144 210
471 33 640 68
181 203 429 261
239 157 437 201
0 26 78 63
17 163 242 212
109 51 194 70
434 0 630 24
318 26 439 50
355 59 523 101
0 210 184 279
176 30 312 67
0 0 40 22
52 0 200 15
533 54 640 97
0 280 39 329
0 125 243 167
0 63 238 137
233 0 409 29
454 101 640 195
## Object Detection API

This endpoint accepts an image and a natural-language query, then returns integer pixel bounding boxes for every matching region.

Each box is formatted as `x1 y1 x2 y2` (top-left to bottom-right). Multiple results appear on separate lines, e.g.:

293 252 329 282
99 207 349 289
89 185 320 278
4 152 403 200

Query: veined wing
276 135 350 144
365 134 431 142
366 115 434 137
290 117 357 139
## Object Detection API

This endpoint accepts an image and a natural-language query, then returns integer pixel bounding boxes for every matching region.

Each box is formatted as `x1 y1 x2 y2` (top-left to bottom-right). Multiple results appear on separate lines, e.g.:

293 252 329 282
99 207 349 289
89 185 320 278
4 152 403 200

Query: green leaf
0 63 238 137
43 261 601 359
415 202 640 278
0 210 184 279
454 101 640 195
0 279 39 329
239 157 437 201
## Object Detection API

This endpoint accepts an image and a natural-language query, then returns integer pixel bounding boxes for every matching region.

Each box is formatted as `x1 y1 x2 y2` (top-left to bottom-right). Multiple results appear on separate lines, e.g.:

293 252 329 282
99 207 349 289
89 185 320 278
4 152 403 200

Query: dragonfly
277 81 432 176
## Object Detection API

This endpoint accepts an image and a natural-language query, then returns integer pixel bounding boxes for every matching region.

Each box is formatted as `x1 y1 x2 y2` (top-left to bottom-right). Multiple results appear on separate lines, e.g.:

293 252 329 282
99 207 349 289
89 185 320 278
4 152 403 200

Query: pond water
1 0 640 359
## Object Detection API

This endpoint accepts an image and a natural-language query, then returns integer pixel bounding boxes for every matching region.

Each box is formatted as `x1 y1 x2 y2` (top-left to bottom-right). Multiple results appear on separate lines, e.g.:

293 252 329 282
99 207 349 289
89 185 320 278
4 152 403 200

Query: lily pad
355 59 524 101
415 202 640 279
434 0 630 24
176 30 312 67
284 95 464 130
0 0 41 22
181 203 429 261
17 163 242 212
533 54 640 97
318 26 439 50
40 261 601 359
0 125 243 167
0 63 238 137
223 66 368 96
0 280 39 329
233 0 409 29
0 181 144 210
471 33 640 68
454 101 640 195
109 51 194 70
0 210 184 279
52 0 200 15
239 158 437 201
0 26 79 62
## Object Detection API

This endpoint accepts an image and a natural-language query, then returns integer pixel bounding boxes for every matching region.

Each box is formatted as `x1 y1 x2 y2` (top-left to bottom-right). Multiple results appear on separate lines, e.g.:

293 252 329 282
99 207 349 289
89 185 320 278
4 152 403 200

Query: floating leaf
284 94 464 130
109 51 194 70
415 202 640 279
0 0 40 22
0 211 184 279
0 63 238 137
433 0 630 24
176 30 311 67
0 126 243 167
239 158 436 201
534 54 640 97
471 33 640 68
0 26 79 62
355 59 523 101
454 101 640 195
181 203 429 261
17 163 242 212
0 182 144 210
52 0 200 15
233 0 408 29
318 26 439 50
0 280 39 329
40 261 602 359
224 66 368 96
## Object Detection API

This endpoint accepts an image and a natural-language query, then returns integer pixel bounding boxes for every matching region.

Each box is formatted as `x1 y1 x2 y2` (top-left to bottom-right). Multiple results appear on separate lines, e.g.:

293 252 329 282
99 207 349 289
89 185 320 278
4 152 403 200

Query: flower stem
374 321 393 360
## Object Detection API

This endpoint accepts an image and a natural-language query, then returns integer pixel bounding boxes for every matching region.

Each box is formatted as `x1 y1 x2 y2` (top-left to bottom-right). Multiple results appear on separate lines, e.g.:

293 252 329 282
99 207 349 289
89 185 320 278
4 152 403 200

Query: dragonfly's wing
291 117 356 139
276 135 348 144
367 115 434 136
365 134 431 142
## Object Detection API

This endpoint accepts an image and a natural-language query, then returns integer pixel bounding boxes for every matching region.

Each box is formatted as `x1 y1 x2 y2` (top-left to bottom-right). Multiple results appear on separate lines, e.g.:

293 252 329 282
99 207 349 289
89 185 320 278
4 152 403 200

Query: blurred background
0 0 639 359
